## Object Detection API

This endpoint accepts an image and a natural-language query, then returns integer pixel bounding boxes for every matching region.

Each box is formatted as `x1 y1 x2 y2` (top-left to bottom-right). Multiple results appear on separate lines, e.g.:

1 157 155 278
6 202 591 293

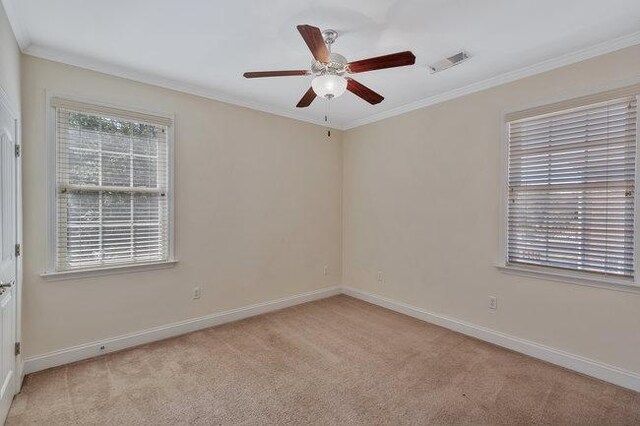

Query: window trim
45 91 176 278
41 259 178 281
497 87 640 289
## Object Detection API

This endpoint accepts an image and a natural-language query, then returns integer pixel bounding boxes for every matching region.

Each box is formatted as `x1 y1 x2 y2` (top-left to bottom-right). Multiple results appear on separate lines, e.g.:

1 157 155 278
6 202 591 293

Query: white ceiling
4 0 640 129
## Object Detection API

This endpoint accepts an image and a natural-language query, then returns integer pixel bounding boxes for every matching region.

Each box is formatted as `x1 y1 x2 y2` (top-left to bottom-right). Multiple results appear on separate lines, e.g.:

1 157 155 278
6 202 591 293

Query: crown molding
342 30 640 130
1 0 31 50
8 2 639 133
22 44 342 130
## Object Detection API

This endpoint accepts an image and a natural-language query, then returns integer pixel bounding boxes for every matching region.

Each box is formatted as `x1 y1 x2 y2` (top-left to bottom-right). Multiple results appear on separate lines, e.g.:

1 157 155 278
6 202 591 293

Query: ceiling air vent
428 51 470 74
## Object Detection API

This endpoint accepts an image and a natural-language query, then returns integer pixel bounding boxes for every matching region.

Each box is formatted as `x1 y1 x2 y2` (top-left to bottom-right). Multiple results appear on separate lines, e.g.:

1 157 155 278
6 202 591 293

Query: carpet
7 295 640 425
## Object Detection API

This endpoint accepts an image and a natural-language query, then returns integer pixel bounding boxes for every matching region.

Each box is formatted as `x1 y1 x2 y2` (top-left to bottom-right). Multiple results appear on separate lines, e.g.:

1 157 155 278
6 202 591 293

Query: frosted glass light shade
311 74 347 99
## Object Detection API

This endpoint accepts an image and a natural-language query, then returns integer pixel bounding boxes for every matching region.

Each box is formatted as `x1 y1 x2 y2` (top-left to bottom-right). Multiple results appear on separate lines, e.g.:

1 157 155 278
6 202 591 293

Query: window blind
507 96 638 278
53 99 170 271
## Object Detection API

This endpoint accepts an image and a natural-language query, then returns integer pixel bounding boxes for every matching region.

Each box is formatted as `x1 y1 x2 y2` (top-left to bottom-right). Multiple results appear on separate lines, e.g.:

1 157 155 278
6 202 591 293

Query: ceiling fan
243 25 416 108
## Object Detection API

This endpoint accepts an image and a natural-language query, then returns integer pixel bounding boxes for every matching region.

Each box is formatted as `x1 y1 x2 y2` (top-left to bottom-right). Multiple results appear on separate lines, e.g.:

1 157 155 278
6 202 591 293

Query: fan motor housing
312 53 347 76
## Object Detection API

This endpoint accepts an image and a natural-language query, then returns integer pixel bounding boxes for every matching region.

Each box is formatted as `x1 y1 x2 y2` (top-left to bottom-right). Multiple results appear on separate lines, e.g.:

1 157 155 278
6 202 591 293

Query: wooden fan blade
243 70 310 78
346 78 384 105
296 87 316 108
347 51 416 74
297 25 330 63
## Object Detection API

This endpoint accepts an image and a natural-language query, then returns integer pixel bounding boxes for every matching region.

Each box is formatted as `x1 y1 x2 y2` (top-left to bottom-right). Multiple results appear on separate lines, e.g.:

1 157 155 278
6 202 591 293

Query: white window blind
52 98 171 271
507 96 638 279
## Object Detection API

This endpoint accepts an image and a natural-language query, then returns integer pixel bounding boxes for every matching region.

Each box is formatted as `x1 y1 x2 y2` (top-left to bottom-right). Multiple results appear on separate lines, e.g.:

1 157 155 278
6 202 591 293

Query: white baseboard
342 287 640 392
23 285 640 392
15 357 23 394
23 286 341 375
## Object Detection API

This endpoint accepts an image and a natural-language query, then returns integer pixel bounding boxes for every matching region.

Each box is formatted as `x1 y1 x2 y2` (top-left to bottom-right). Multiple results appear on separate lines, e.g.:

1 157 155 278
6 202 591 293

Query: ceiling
4 0 640 129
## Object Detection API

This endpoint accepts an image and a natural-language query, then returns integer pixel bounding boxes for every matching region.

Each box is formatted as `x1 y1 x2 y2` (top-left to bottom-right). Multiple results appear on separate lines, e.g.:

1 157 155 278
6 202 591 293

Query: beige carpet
7 295 640 425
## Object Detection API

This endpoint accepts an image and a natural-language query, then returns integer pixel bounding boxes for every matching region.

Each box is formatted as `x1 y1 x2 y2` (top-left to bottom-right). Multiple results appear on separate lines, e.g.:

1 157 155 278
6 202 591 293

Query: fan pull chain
325 98 331 137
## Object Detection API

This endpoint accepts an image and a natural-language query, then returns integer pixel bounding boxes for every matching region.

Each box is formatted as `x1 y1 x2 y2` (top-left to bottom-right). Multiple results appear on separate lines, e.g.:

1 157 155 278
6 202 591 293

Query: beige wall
18 34 640 374
21 55 342 357
0 2 20 112
343 44 640 374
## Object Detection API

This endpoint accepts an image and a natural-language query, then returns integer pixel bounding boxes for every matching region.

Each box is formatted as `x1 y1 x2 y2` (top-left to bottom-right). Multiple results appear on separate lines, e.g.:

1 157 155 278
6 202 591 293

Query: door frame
0 85 22 394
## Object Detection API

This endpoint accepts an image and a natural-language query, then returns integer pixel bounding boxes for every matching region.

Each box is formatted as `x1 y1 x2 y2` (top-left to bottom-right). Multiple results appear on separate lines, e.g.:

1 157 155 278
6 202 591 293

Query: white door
0 102 17 422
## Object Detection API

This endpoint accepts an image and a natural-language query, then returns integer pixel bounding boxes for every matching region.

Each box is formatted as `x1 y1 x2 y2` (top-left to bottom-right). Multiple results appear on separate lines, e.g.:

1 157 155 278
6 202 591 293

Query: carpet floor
7 295 640 425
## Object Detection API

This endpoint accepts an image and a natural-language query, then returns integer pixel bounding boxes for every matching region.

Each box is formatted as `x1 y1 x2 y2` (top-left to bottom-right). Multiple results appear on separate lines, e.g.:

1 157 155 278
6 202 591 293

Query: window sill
495 263 640 294
41 260 178 281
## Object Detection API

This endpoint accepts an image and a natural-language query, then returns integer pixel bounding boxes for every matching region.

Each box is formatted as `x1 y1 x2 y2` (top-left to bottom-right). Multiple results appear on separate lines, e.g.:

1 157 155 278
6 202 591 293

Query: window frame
497 88 640 292
43 92 176 279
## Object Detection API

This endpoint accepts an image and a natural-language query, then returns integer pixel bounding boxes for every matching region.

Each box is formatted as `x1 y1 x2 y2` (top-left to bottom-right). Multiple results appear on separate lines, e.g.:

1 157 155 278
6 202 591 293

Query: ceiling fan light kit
243 24 416 110
311 74 347 99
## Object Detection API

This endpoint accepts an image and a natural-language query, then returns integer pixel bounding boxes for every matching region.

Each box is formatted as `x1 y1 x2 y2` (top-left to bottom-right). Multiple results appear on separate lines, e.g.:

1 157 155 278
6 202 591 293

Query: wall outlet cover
489 296 498 310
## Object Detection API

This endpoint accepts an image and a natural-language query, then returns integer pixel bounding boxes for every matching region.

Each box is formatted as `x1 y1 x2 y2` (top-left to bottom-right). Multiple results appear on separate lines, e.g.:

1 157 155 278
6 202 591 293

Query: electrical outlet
323 265 328 276
377 270 384 284
193 287 201 300
489 296 497 310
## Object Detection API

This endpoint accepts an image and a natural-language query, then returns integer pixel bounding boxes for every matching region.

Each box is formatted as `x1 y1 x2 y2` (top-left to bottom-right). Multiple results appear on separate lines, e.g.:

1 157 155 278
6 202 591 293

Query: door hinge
14 144 20 158
14 342 20 356
15 244 20 257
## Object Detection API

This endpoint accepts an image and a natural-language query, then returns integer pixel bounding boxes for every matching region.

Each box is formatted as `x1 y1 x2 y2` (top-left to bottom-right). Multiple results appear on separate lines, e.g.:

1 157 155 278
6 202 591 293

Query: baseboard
23 286 341 375
23 285 640 392
342 287 640 392
15 357 23 394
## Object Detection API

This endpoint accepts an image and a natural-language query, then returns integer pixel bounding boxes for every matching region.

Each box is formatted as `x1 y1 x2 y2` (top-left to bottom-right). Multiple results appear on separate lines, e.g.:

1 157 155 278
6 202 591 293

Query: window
506 94 638 281
50 97 173 272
